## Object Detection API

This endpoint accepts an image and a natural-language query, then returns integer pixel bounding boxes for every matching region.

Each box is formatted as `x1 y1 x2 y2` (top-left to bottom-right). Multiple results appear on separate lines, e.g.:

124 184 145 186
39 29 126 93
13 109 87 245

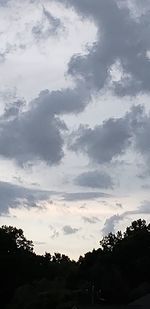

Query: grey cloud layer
58 0 150 96
102 200 150 235
102 214 122 236
69 112 131 164
0 86 89 166
69 105 150 165
62 191 112 201
1 0 150 168
75 170 114 189
0 180 112 214
0 181 55 215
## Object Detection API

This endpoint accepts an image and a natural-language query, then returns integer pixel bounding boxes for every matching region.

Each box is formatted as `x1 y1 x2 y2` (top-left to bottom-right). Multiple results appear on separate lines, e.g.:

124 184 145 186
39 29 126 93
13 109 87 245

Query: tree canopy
1 219 150 308
0 225 33 254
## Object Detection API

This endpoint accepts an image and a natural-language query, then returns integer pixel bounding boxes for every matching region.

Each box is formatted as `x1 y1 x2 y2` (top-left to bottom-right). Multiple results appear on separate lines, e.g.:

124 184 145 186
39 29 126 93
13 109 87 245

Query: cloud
0 2 64 64
129 0 150 15
82 216 100 224
69 114 131 164
0 0 10 6
49 225 60 239
2 2 150 169
102 214 123 235
57 0 150 96
116 203 123 209
62 191 112 201
0 104 65 166
51 230 59 239
133 109 150 166
0 85 89 166
0 43 19 63
102 200 150 235
0 181 55 215
69 104 150 166
62 225 79 235
75 170 114 189
142 184 150 189
0 50 10 63
32 6 63 41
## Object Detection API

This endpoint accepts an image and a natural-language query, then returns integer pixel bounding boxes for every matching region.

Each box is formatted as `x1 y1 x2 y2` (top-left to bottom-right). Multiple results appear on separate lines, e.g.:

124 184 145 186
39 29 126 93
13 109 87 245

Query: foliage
0 225 33 254
1 219 150 308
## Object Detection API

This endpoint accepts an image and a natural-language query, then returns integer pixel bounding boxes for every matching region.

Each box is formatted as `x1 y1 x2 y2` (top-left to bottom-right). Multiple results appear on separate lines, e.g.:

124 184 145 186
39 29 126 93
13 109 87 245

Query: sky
0 0 150 260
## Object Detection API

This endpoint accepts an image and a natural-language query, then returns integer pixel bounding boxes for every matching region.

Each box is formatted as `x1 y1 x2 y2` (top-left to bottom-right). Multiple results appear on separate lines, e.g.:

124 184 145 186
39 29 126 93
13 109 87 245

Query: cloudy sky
1 0 150 260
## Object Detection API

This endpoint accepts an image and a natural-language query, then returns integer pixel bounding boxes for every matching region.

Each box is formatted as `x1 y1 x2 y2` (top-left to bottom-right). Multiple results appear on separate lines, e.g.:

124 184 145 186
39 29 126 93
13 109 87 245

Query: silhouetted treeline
1 219 150 308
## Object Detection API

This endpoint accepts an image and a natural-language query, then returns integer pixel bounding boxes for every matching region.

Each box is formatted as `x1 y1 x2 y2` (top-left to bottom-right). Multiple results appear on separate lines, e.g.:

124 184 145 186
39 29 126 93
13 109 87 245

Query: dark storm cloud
32 6 63 41
57 0 150 96
82 216 100 224
0 181 55 215
62 225 79 235
0 85 89 166
75 170 114 189
62 191 112 201
102 200 150 235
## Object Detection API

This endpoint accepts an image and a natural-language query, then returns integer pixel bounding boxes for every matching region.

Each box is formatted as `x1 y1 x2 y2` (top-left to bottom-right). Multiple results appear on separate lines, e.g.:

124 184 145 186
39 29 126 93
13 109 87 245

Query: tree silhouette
0 225 33 254
1 219 150 308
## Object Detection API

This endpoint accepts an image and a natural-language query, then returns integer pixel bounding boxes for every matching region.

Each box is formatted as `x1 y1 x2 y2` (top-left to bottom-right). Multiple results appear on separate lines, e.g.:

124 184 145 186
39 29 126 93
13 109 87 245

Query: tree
100 231 122 252
0 225 33 254
124 219 148 238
